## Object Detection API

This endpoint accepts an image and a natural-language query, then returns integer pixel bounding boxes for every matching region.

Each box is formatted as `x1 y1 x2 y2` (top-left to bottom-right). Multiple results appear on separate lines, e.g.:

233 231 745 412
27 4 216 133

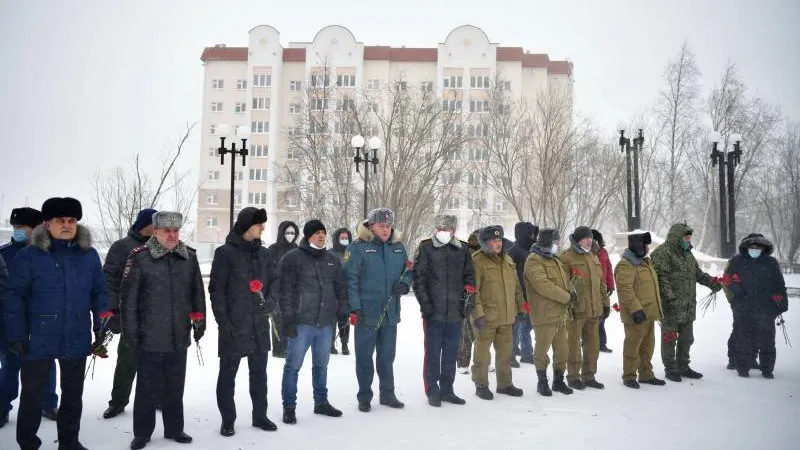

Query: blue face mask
12 229 28 243
748 249 762 259
680 240 692 251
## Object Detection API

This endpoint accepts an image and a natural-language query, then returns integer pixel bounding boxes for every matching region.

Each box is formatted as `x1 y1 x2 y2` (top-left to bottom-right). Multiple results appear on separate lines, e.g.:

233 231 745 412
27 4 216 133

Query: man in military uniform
470 226 524 400
614 232 666 388
121 212 206 449
651 223 721 382
559 226 609 390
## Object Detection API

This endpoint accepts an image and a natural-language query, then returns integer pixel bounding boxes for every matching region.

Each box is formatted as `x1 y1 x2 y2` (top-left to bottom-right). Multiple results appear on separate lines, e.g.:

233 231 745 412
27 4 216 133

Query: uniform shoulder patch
123 245 148 279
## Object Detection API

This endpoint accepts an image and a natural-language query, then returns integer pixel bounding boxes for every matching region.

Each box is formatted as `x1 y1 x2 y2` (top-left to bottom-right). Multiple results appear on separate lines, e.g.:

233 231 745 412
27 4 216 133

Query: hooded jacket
412 234 475 323
559 234 609 318
103 227 149 312
330 227 353 262
507 222 538 300
264 221 299 307
4 224 109 360
524 243 571 326
723 235 787 318
614 249 663 324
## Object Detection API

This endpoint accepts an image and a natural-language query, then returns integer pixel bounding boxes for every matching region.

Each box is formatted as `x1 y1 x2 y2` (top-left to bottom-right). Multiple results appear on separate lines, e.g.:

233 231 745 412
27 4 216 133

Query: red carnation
464 285 476 295
522 301 531 313
663 331 680 343
349 313 359 326
571 267 586 278
406 260 415 270
98 311 115 319
612 303 620 312
188 312 205 321
249 279 264 293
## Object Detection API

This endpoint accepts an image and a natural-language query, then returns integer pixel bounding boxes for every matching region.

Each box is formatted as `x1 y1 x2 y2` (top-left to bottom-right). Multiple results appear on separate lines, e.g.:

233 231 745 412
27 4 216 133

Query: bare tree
90 122 198 246
570 130 627 229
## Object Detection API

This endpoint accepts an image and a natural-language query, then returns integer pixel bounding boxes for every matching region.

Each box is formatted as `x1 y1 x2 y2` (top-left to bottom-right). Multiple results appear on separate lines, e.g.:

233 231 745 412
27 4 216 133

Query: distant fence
781 263 800 274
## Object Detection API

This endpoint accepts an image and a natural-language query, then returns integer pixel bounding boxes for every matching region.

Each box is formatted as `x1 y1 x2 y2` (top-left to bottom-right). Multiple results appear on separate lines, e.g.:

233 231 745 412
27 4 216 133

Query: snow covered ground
1 275 797 450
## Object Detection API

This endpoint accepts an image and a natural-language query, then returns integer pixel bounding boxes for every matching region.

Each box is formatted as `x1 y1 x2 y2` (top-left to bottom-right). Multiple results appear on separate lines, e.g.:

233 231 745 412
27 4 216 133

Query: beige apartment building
196 24 573 255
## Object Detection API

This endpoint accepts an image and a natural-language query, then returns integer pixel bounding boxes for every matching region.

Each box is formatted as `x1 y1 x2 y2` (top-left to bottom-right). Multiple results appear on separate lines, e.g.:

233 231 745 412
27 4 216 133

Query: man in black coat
264 220 299 358
329 227 353 355
121 212 206 450
209 207 278 437
278 220 348 425
723 233 788 379
508 222 538 366
413 215 475 407
102 208 157 419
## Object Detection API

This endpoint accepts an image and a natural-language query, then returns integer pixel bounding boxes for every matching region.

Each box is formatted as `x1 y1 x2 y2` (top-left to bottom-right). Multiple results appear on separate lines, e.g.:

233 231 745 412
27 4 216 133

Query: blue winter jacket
4 224 109 360
0 247 10 352
344 226 413 327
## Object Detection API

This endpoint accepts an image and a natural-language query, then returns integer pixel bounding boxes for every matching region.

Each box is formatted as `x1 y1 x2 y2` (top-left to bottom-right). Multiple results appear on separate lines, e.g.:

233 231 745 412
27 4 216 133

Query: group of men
0 199 790 450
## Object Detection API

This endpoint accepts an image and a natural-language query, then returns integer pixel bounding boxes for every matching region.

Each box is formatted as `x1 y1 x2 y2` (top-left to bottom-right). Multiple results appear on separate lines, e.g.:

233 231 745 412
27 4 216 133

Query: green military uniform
470 250 523 389
650 223 719 374
525 251 572 372
615 250 663 381
559 239 609 383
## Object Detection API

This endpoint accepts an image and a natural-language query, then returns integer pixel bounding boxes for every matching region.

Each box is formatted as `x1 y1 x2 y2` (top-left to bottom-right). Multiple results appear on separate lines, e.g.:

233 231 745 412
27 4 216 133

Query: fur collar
356 222 403 244
145 236 189 259
31 223 92 252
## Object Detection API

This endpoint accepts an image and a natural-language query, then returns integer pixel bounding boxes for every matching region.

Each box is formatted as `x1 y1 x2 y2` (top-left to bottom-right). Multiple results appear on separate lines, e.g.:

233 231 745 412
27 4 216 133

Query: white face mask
435 230 452 244
551 244 559 254
339 239 349 246
309 241 325 250
285 232 296 241
748 248 762 259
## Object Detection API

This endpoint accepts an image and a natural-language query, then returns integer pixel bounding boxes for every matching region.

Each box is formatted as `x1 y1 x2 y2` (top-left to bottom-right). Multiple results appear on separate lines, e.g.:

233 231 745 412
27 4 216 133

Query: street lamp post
352 135 381 219
710 131 743 257
217 124 249 232
618 123 644 231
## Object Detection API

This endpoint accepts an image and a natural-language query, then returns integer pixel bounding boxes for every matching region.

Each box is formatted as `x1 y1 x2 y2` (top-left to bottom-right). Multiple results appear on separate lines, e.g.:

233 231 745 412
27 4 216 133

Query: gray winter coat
412 237 475 323
120 237 206 353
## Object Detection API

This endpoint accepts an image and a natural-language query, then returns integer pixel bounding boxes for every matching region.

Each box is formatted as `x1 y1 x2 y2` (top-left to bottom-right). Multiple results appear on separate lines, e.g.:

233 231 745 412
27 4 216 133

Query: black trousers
133 349 187 438
733 313 776 373
108 333 137 408
18 358 86 450
216 352 268 424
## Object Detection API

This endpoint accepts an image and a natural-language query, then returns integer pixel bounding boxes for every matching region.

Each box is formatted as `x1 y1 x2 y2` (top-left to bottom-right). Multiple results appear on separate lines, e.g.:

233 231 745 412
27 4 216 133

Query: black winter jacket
412 237 476 323
121 238 206 353
264 221 299 309
103 228 149 312
725 236 787 319
278 239 348 327
209 232 275 357
330 227 352 263
507 222 538 301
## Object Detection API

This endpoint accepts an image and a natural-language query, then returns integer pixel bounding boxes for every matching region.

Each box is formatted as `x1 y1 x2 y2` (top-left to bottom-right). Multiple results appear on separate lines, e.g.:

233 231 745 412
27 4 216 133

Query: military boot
475 385 494 400
584 379 605 389
567 379 586 390
552 370 573 395
536 370 552 397
510 357 520 368
665 371 682 382
680 367 703 379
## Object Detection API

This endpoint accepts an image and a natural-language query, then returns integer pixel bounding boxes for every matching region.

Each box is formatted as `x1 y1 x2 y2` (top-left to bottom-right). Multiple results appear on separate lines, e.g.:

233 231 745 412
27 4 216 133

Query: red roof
282 48 306 62
548 61 573 75
200 47 248 62
364 46 437 62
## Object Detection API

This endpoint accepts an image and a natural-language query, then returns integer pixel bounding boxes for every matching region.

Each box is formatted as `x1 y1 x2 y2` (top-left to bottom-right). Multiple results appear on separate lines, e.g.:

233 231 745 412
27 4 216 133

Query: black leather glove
602 306 610 319
193 319 206 342
282 321 297 338
569 290 578 306
420 302 434 318
631 309 646 324
9 340 27 357
391 283 410 297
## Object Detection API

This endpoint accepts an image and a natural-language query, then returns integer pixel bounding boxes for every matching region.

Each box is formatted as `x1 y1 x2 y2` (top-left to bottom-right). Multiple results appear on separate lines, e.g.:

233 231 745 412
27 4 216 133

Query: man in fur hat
4 197 111 450
413 215 475 407
121 212 206 449
0 207 61 428
344 208 412 412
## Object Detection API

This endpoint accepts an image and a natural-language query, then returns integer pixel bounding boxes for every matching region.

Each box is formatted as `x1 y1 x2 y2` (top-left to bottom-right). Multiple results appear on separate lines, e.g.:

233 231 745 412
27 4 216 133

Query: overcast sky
0 0 797 227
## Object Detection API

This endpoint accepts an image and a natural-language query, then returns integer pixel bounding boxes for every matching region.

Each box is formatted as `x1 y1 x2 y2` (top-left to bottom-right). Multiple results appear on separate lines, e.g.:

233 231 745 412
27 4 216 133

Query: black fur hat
10 207 43 228
41 197 82 221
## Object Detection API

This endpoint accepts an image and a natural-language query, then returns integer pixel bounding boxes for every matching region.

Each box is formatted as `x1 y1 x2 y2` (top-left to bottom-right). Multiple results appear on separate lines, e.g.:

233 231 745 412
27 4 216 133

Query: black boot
665 371 682 382
103 404 125 419
341 343 350 355
220 422 235 437
567 379 586 390
639 377 666 386
330 344 338 355
520 355 534 364
623 379 640 389
253 417 278 431
552 370 573 395
737 369 749 378
726 361 735 370
0 410 8 428
584 379 605 389
427 395 442 407
164 431 192 444
130 437 150 450
379 396 405 409
58 442 89 450
282 407 297 425
358 402 371 412
314 403 343 417
42 407 58 421
510 357 520 368
475 385 494 400
496 385 523 397
536 370 552 397
441 392 466 405
680 367 703 379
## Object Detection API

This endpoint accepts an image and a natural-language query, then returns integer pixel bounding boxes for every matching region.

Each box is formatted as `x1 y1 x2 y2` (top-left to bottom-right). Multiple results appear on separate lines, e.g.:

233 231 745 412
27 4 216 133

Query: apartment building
197 24 573 255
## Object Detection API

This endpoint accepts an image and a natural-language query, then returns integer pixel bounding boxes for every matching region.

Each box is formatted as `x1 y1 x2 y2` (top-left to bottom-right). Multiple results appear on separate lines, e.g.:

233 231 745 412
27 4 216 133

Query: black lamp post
618 123 644 231
352 134 381 219
217 124 249 232
710 131 743 257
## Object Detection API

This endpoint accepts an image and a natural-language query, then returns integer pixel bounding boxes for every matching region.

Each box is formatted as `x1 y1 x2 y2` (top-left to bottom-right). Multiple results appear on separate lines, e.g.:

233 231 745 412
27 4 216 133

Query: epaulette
123 246 148 279
130 245 149 256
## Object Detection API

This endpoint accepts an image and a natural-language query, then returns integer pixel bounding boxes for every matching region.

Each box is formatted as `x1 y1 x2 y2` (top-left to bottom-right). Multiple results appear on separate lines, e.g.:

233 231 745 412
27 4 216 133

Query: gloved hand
350 310 364 326
391 283 410 297
473 316 487 332
631 309 646 324
711 283 723 293
9 340 27 357
420 302 434 318
108 314 121 334
192 319 206 342
569 290 578 307
282 321 297 338
607 289 615 297
91 338 109 359
602 306 610 319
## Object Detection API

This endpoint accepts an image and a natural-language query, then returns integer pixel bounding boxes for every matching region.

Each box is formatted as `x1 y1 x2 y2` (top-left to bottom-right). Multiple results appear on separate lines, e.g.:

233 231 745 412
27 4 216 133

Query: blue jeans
422 319 461 397
513 314 533 358
354 323 397 404
281 324 333 408
0 351 58 413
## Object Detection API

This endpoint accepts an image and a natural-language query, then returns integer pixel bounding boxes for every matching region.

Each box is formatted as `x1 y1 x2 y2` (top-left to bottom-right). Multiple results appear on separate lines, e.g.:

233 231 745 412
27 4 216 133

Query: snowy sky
0 0 797 227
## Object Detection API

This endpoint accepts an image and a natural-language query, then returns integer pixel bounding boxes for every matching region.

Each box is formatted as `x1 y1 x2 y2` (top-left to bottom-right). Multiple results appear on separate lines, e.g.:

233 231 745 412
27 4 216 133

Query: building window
253 73 272 87
290 80 303 91
236 79 247 90
207 170 220 181
470 100 490 113
468 124 489 137
235 171 243 181
468 147 489 162
287 127 302 139
470 76 490 89
252 97 269 110
334 121 356 135
395 81 407 91
367 79 381 90
310 98 328 111
499 81 511 91
467 173 487 186
497 103 511 115
495 199 507 212
249 169 267 181
208 147 217 157
289 103 301 114
211 102 223 112
248 192 267 205
233 190 242 206
443 76 463 89
286 194 298 208
251 121 269 134
337 75 356 87
234 102 247 113
441 171 460 184
212 79 224 89
206 191 218 205
310 122 327 134
442 100 462 112
250 144 268 157
206 216 219 227
446 197 460 210
468 198 487 210
336 98 356 111
420 81 433 93
209 124 216 135
310 74 330 87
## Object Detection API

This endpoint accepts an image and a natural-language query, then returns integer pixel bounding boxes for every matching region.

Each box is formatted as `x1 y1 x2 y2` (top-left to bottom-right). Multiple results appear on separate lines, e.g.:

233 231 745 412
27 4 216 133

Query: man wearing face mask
329 227 353 355
0 207 61 428
650 223 721 382
456 229 482 373
507 222 538 367
264 221 300 359
413 215 475 407
559 226 609 390
345 208 412 412
722 234 787 379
